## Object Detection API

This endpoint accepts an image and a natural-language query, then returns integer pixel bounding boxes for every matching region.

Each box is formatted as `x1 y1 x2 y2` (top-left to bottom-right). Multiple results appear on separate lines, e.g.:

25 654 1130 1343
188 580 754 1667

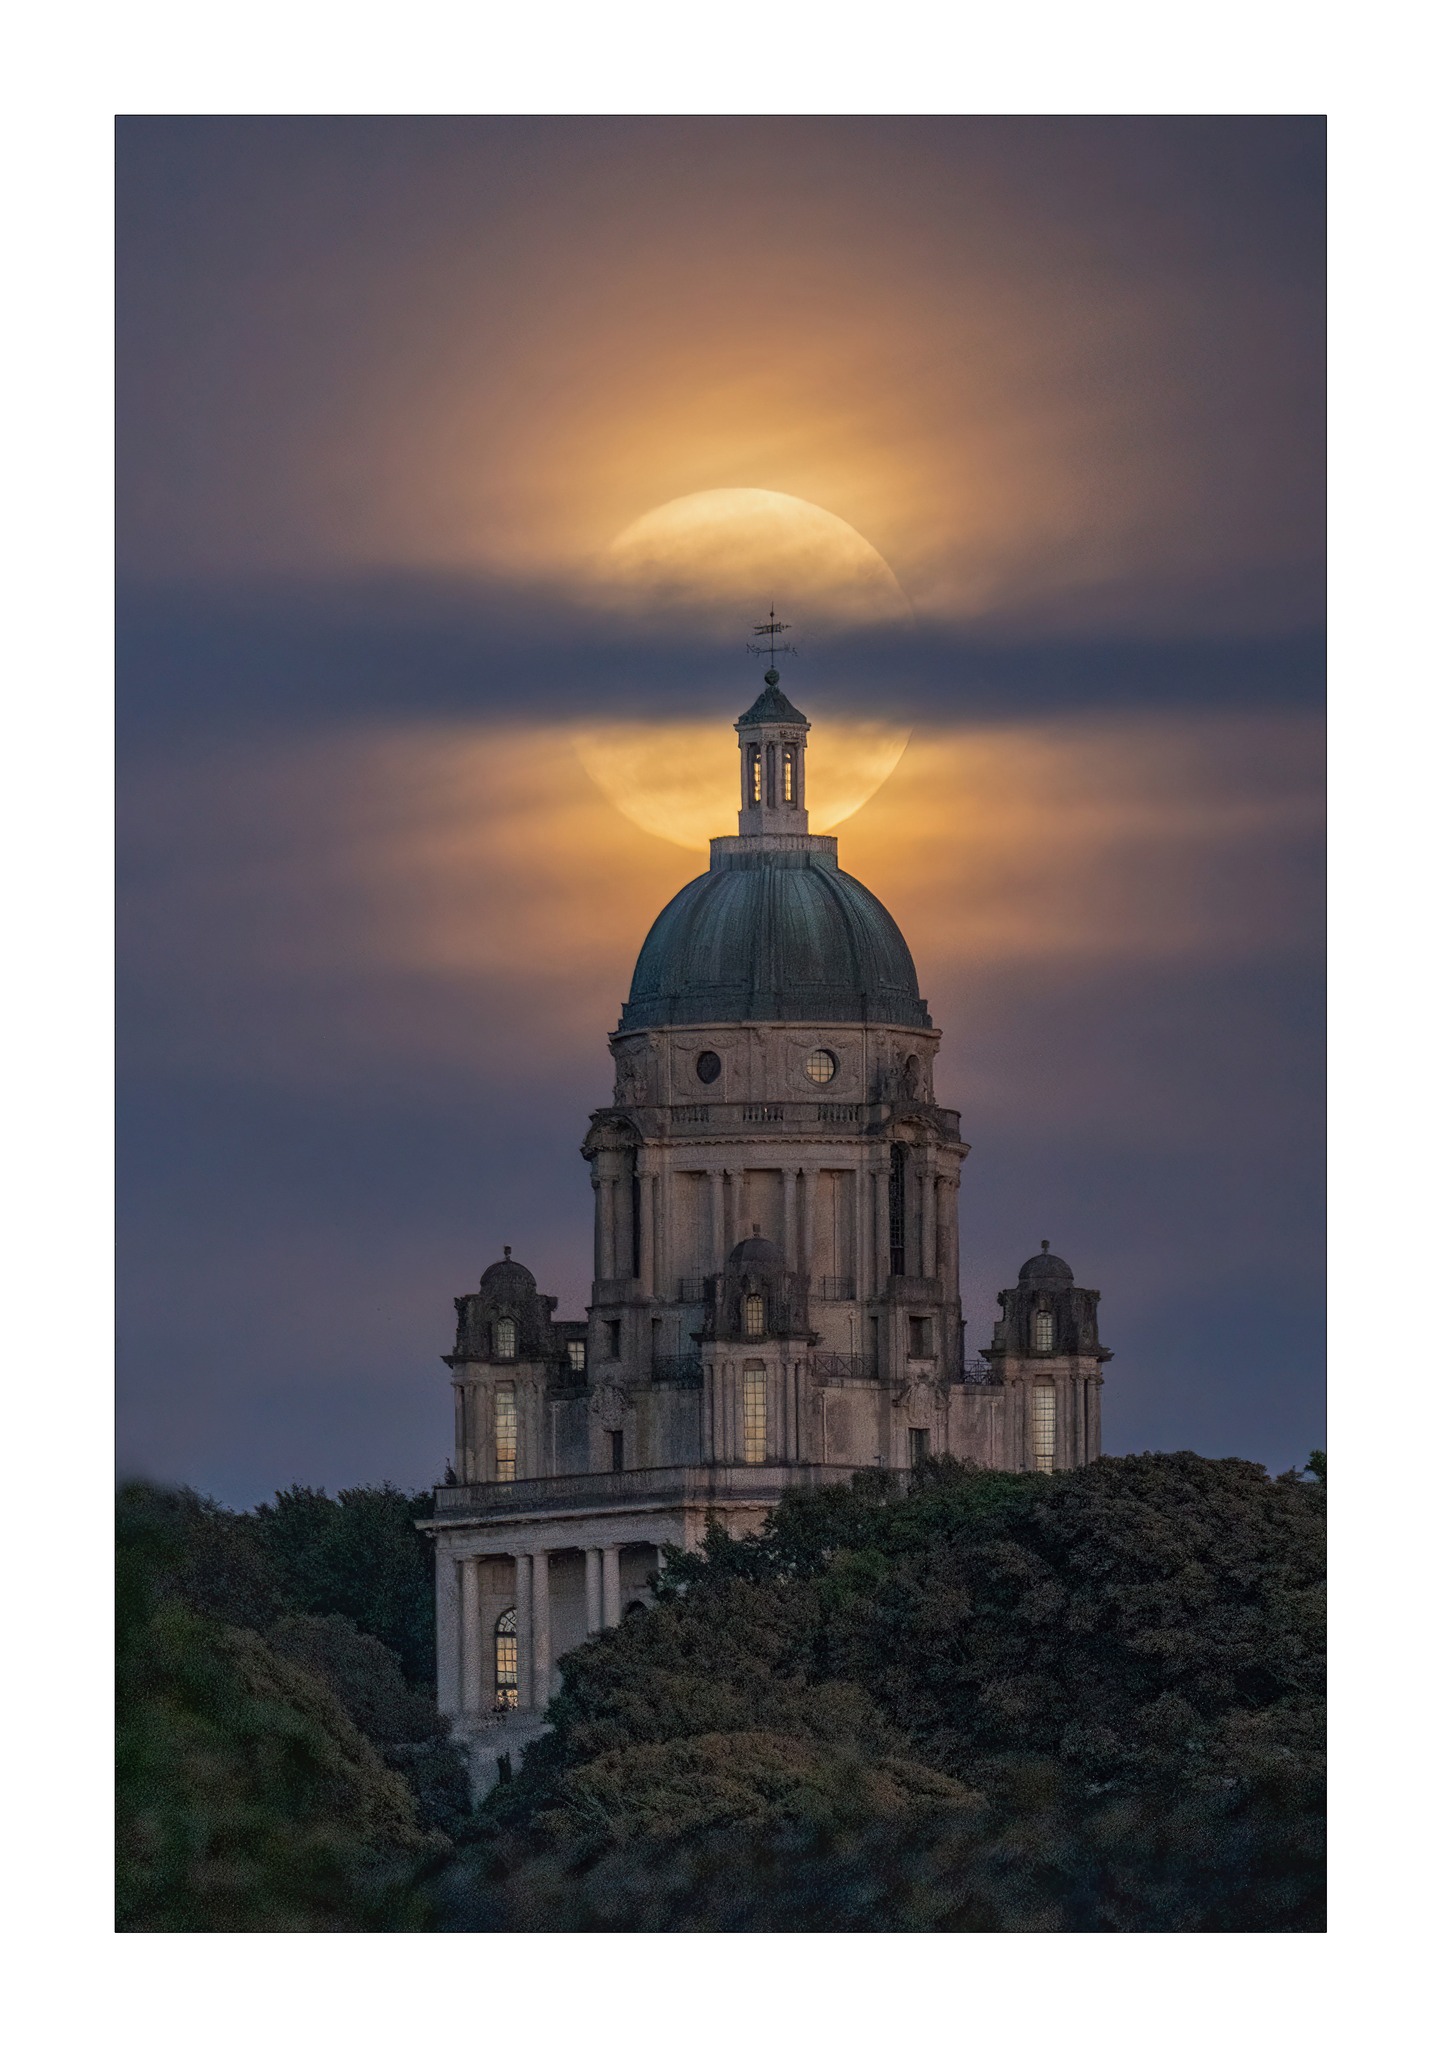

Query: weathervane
746 605 799 670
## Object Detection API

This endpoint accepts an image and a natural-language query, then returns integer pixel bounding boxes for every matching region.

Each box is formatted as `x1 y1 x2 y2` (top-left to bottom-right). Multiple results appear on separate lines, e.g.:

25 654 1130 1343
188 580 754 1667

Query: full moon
578 488 912 846
598 487 911 632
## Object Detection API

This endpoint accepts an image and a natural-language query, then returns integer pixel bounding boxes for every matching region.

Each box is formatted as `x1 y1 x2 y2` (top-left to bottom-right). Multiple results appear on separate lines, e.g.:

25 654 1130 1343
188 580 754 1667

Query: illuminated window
494 1317 517 1360
1032 1383 1056 1473
495 1384 517 1481
1033 1309 1054 1354
567 1339 586 1373
696 1049 721 1084
494 1607 518 1709
889 1144 907 1276
749 746 762 805
743 1365 767 1464
806 1048 836 1085
783 746 796 803
909 1427 930 1468
743 1293 765 1338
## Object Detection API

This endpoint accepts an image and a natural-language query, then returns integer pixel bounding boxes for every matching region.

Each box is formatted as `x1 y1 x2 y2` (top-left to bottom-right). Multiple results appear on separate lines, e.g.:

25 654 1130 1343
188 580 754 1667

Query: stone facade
421 669 1110 1788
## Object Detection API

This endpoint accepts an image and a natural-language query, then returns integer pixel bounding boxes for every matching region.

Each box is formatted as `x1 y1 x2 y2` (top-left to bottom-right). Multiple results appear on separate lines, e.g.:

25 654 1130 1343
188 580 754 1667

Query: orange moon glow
572 717 911 851
598 487 911 632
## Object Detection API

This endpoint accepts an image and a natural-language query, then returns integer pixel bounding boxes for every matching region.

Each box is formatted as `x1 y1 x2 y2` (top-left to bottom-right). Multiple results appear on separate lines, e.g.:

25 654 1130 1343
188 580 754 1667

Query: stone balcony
428 1460 874 1525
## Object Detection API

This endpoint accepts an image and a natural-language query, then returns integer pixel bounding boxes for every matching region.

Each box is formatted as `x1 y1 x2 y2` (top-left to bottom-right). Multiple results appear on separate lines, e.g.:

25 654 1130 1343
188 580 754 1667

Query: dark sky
116 116 1325 1507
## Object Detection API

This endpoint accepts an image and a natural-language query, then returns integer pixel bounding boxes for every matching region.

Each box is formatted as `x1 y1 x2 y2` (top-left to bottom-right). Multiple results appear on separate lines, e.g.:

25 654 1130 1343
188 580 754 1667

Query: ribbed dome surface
620 849 930 1030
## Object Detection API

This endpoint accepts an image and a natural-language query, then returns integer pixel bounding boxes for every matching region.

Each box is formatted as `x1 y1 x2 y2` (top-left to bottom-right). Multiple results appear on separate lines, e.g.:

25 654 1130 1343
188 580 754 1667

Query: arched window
743 1293 765 1338
748 745 762 805
624 1599 648 1619
782 746 797 804
494 1317 517 1360
1031 1383 1057 1474
1033 1308 1054 1354
743 1364 767 1464
494 1607 518 1710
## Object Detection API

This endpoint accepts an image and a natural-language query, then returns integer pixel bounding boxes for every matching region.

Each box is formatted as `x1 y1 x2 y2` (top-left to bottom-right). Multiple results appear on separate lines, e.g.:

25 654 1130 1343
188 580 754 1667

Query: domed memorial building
423 665 1110 1780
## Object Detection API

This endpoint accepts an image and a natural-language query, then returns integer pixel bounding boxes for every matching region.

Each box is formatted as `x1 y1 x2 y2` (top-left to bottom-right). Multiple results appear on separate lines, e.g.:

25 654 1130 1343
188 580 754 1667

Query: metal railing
650 1354 704 1387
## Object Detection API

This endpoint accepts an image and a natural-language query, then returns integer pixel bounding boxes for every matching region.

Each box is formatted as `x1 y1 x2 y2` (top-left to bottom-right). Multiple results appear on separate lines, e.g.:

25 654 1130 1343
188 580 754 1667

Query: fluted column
532 1549 551 1702
459 1554 483 1715
601 1545 622 1627
435 1547 461 1721
585 1548 602 1634
514 1552 533 1710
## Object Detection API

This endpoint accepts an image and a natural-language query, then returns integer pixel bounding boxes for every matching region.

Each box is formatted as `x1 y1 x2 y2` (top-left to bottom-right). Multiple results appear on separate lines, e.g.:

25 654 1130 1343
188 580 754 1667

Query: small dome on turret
478 1249 537 1296
1018 1240 1074 1286
728 1229 785 1270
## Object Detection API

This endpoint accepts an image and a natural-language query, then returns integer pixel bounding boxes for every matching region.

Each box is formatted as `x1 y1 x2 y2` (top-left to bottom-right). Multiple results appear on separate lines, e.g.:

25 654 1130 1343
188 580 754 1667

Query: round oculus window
806 1048 838 1085
695 1050 722 1085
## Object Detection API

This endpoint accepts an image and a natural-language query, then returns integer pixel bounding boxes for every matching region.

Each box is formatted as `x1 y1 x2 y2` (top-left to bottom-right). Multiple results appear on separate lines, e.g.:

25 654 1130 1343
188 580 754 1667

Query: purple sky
116 117 1324 1505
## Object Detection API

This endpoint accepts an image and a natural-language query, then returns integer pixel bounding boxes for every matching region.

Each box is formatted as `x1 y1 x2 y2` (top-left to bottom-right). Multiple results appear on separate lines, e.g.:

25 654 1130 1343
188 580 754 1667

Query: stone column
514 1552 533 1711
874 1169 889 1287
723 1169 738 1256
585 1548 603 1635
783 1167 797 1269
638 1167 656 1295
602 1545 622 1627
921 1166 937 1279
531 1550 551 1703
709 1170 726 1272
435 1547 461 1722
938 1176 958 1299
459 1555 483 1715
598 1172 617 1282
858 1166 873 1302
800 1168 817 1279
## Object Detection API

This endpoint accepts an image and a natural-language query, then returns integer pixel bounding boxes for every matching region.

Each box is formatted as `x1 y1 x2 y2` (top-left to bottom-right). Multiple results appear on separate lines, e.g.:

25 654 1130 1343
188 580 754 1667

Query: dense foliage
435 1452 1325 1931
116 1480 467 1928
117 1452 1325 1931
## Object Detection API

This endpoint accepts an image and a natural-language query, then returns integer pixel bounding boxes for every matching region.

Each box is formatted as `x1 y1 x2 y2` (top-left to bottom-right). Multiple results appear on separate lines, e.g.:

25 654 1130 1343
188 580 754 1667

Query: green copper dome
620 845 931 1031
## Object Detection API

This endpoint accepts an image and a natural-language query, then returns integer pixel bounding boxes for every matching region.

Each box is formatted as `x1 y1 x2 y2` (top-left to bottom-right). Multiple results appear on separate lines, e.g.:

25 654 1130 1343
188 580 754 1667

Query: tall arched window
1033 1308 1054 1354
494 1317 517 1359
743 1293 765 1338
494 1607 518 1710
495 1383 517 1481
743 1364 767 1464
1031 1383 1057 1474
782 746 797 803
748 745 762 805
